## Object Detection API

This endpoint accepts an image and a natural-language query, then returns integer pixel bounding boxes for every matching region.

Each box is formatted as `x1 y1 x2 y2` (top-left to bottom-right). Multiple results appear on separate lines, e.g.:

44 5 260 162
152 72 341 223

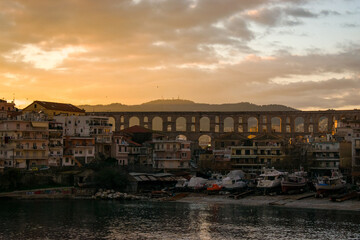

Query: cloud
0 0 359 110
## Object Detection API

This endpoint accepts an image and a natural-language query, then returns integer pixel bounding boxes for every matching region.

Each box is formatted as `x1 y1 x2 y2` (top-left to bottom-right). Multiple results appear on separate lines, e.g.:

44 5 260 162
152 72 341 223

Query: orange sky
1 0 360 110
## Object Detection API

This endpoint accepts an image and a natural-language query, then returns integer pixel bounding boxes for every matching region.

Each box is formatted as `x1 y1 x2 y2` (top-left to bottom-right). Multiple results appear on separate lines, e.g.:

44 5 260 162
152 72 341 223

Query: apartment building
308 141 340 174
0 120 49 169
63 137 95 166
54 115 112 157
229 134 285 174
22 101 85 118
152 139 191 171
48 122 63 166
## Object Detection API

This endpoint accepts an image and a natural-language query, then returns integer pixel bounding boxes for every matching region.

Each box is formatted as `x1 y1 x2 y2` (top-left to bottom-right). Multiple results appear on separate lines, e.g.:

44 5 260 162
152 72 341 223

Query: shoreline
175 192 360 211
1 187 360 212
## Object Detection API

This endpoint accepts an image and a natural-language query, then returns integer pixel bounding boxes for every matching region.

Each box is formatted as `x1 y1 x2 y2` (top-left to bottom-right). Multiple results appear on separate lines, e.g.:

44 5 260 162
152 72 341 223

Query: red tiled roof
25 101 85 113
121 125 153 134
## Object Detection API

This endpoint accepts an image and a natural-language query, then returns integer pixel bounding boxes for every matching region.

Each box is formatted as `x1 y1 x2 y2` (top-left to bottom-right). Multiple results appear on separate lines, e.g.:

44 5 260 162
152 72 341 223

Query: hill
79 99 297 112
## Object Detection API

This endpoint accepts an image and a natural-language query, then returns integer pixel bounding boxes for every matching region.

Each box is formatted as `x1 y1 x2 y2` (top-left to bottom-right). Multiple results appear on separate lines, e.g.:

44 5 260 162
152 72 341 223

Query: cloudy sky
1 0 359 110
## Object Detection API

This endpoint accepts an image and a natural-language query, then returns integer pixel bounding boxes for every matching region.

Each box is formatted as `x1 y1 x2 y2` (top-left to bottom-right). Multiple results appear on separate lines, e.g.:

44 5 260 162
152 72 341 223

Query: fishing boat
315 170 346 194
257 168 286 190
281 171 307 193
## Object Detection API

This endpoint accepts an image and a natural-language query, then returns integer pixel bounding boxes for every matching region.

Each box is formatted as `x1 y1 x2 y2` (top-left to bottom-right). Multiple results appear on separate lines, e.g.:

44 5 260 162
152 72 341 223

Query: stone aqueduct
92 110 360 144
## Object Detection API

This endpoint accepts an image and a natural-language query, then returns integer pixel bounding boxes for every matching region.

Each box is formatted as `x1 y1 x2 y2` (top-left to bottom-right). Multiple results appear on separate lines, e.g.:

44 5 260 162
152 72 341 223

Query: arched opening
309 124 314 133
271 117 281 132
152 116 163 131
248 117 258 132
200 117 210 132
129 116 140 127
144 116 148 123
176 135 187 141
176 117 187 132
108 117 116 132
224 117 234 132
120 116 124 123
198 135 211 148
295 117 304 132
319 116 328 132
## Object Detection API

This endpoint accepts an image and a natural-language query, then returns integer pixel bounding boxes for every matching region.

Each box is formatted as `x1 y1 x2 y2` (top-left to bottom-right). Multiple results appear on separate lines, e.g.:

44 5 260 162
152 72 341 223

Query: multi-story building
63 137 95 166
0 120 49 169
308 141 340 175
112 134 129 166
22 101 85 118
54 115 112 158
152 139 191 171
48 122 63 166
0 99 16 112
229 134 285 174
335 119 360 181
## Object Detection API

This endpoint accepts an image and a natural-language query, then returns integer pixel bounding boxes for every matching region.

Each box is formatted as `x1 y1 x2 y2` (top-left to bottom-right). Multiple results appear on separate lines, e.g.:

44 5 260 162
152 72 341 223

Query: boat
187 177 207 191
257 168 286 190
281 171 307 193
315 170 346 194
222 170 247 191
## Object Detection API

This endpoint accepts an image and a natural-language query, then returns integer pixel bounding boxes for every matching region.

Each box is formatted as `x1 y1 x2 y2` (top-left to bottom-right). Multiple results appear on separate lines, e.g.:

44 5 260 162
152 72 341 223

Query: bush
94 167 128 191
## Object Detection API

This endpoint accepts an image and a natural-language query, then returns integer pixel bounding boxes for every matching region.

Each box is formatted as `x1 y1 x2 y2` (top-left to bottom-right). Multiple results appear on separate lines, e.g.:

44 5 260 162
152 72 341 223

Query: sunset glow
0 0 359 109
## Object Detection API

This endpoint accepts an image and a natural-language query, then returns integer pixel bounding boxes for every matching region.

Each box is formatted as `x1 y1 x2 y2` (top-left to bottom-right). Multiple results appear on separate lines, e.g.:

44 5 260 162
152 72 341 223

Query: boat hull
281 182 306 193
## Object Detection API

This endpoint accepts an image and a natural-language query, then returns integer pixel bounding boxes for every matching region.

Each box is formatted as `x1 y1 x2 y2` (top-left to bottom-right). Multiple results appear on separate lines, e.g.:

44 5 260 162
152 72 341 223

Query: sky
0 0 359 110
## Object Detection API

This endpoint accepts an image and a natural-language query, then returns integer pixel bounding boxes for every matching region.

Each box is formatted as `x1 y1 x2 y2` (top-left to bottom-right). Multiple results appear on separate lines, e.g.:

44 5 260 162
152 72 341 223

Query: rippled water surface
0 200 359 239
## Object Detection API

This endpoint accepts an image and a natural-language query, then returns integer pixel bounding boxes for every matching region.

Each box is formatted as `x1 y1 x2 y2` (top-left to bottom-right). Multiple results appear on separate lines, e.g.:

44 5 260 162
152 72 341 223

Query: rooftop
25 101 85 113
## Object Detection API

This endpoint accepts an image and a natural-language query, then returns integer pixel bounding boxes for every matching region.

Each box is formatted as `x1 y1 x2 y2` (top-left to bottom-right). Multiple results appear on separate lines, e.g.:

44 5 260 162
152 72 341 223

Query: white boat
187 177 207 190
222 170 247 190
315 171 346 192
257 168 286 189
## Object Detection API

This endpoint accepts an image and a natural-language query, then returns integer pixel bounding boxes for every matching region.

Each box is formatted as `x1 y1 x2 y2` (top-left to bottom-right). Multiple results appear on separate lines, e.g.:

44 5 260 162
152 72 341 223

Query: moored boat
281 172 307 193
257 168 286 190
315 171 346 194
222 170 247 191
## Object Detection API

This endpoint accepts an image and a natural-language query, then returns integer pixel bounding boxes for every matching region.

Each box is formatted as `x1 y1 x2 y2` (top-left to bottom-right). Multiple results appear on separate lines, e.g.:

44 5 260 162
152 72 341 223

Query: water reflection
0 200 359 239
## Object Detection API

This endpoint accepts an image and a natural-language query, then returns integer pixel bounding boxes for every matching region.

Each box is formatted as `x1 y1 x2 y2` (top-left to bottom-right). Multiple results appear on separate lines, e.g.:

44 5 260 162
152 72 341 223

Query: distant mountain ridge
79 99 297 112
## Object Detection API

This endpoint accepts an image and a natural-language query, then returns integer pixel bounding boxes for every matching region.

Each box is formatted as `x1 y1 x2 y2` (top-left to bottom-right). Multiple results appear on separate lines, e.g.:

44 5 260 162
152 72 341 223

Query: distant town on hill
78 99 298 112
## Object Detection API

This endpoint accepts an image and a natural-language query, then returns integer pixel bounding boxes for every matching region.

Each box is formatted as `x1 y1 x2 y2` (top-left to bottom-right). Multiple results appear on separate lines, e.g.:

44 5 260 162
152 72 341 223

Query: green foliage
86 155 118 171
94 167 128 191
0 169 22 191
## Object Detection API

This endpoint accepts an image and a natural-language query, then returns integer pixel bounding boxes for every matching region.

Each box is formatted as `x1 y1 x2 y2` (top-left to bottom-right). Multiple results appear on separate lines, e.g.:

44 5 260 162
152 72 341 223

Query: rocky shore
92 189 149 200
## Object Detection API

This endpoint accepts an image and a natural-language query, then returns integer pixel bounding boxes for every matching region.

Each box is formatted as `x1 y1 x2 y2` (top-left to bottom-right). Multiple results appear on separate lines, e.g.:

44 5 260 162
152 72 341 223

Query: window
167 116 171 122
88 150 92 154
192 117 196 123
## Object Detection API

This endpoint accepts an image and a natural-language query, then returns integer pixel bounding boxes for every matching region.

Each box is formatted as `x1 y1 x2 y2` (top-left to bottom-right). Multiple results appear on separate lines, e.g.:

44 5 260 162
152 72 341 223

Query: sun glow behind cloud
0 0 359 109
5 44 87 70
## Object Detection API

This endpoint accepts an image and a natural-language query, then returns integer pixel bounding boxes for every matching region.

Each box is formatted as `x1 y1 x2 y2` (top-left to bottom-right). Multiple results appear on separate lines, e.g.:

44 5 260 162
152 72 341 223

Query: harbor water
0 200 359 240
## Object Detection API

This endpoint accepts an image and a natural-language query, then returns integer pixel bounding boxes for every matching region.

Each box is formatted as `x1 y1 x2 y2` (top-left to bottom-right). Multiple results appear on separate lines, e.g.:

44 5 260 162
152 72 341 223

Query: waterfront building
22 101 85 118
111 134 129 166
335 119 360 182
0 120 49 169
63 136 95 166
229 134 286 174
54 115 112 158
48 122 64 166
308 140 340 175
152 138 192 171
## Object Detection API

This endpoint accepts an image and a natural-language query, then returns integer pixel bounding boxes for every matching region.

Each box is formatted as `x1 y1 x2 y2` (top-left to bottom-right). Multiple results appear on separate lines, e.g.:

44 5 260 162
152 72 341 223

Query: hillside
79 99 297 112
